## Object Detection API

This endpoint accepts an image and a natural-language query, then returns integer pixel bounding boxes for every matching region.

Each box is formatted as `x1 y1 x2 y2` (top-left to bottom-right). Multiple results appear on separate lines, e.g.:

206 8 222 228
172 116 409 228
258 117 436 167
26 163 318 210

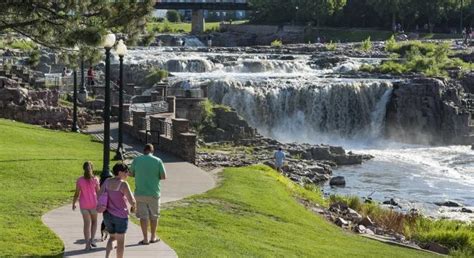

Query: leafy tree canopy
0 1 154 50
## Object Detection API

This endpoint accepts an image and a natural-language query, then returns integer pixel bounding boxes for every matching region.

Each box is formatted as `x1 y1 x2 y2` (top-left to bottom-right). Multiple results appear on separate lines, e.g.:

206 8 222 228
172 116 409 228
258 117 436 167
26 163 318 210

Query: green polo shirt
131 154 166 197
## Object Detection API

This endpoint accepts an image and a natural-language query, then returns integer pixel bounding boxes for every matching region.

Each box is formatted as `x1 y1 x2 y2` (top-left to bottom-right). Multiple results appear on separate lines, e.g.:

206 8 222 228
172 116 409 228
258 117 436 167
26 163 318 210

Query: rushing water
125 47 474 220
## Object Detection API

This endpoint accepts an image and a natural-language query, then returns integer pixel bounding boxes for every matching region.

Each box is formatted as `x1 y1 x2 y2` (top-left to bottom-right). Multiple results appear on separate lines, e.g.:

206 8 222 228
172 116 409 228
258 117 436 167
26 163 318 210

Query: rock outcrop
0 85 88 129
385 77 472 145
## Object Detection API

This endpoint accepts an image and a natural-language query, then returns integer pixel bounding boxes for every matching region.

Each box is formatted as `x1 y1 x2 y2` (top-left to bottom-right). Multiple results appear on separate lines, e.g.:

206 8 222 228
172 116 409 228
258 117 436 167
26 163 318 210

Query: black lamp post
101 32 116 184
114 39 128 161
79 55 87 103
72 69 79 132
71 45 80 133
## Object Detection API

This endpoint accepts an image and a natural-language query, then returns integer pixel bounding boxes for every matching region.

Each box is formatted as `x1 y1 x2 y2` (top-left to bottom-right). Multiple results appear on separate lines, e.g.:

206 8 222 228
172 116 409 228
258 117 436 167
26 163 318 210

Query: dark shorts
103 212 128 234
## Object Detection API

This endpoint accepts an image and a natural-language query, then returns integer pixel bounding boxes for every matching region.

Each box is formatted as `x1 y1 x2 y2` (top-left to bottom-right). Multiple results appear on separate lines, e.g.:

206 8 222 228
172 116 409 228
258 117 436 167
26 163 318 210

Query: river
123 46 474 221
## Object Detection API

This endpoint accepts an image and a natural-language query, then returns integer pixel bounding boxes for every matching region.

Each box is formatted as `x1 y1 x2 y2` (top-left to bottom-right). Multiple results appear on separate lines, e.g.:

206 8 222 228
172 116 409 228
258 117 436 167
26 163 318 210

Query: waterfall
165 58 214 73
206 78 393 143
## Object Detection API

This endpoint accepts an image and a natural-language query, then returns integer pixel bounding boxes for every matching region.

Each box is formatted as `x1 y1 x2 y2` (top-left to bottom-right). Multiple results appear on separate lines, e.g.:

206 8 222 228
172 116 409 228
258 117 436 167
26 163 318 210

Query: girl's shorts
80 209 98 215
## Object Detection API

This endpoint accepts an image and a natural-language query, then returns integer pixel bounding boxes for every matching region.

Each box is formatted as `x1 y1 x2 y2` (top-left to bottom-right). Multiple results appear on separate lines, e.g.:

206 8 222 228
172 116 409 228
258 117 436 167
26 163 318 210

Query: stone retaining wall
123 107 197 163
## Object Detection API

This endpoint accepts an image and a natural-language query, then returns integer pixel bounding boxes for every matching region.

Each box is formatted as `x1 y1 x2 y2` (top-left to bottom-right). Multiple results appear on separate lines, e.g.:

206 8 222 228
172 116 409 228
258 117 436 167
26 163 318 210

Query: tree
297 0 347 26
0 1 154 50
249 0 346 25
166 10 181 23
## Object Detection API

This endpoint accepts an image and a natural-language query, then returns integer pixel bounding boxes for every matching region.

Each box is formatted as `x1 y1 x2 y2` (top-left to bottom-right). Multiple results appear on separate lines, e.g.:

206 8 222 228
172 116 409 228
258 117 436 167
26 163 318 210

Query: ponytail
82 161 94 180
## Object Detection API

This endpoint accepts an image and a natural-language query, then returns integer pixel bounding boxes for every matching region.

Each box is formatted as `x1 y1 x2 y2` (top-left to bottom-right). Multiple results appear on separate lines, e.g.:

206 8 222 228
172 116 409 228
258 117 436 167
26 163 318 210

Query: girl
100 163 136 258
72 161 99 250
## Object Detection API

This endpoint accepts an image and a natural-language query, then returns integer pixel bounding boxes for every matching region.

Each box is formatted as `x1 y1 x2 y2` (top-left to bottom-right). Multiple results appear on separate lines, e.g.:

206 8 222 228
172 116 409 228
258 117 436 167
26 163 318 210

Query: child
101 163 136 258
72 161 100 250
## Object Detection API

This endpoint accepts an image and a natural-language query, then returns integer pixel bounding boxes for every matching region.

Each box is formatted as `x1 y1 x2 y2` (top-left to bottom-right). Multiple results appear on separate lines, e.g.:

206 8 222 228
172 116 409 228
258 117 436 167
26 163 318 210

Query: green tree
250 0 346 26
368 0 406 30
166 10 182 23
0 1 154 49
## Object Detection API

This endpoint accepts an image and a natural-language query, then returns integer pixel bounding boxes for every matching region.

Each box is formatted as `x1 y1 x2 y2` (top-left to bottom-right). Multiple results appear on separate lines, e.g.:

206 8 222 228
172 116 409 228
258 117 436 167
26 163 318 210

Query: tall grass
329 195 474 256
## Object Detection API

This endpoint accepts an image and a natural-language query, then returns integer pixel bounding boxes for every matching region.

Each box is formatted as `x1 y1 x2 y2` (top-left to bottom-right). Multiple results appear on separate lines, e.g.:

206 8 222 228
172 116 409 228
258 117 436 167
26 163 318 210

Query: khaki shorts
135 196 160 219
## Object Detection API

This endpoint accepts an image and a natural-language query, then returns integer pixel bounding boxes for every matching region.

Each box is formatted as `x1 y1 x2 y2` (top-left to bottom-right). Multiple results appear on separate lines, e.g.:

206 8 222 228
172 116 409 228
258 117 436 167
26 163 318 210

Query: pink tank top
105 179 129 218
76 177 99 209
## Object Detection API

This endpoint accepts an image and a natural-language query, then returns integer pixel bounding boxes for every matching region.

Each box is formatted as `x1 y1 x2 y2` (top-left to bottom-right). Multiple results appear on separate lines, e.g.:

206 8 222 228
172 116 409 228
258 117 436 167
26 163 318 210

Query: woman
87 66 95 87
100 163 136 258
72 161 100 250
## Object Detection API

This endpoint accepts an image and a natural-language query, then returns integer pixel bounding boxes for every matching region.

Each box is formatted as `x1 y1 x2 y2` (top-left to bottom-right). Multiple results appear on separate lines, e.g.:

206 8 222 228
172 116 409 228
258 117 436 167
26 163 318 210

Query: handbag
96 180 109 213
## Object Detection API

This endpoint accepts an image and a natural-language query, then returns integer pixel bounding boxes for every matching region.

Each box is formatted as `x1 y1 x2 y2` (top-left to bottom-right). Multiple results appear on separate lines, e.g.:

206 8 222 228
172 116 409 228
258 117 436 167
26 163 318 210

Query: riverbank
158 165 437 257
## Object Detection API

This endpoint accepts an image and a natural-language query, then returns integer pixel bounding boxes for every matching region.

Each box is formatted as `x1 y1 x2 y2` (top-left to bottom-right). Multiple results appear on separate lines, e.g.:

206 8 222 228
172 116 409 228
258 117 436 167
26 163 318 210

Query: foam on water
125 47 474 220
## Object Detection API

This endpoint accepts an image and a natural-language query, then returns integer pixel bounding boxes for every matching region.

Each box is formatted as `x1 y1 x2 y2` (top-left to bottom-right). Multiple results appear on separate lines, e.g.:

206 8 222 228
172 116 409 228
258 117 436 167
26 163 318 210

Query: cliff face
385 78 472 145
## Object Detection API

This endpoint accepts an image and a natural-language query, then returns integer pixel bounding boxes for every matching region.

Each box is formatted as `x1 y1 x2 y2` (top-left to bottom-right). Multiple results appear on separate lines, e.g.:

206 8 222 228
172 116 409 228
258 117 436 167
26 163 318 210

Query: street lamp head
102 32 116 49
115 39 128 57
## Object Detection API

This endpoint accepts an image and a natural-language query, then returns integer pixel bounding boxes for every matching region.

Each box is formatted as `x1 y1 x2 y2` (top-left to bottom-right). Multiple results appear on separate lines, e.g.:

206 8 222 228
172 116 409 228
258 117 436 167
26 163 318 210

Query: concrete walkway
42 123 216 257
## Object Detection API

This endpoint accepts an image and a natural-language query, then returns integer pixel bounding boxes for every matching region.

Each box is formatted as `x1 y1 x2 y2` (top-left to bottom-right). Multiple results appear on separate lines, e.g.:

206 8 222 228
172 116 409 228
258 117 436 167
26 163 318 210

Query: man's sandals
138 238 160 245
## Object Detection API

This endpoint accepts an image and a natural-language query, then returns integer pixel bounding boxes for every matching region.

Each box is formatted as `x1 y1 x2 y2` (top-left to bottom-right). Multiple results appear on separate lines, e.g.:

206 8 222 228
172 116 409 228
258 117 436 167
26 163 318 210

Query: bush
166 10 181 23
27 49 41 67
325 41 337 51
328 195 474 255
161 21 174 33
384 35 398 52
271 39 283 48
144 69 169 86
9 39 37 51
359 36 372 52
359 64 375 72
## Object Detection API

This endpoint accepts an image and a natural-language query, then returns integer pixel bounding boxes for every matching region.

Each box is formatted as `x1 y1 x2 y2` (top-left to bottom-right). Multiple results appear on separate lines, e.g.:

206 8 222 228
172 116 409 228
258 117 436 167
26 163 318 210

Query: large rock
329 176 346 186
385 78 470 145
434 201 463 207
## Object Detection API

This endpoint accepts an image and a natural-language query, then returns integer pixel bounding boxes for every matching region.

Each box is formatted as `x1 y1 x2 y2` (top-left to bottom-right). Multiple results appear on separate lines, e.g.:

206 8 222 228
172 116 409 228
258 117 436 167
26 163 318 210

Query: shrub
325 41 337 51
328 195 474 254
384 35 398 52
359 64 375 72
144 69 169 86
359 36 372 52
141 33 156 46
9 39 37 51
271 39 283 48
27 49 41 67
161 21 174 33
166 10 181 23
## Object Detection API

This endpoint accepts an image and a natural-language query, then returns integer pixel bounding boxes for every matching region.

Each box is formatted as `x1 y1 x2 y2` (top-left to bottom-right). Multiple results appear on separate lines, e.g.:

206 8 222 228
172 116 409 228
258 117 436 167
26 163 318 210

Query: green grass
147 21 221 33
158 165 436 257
147 20 248 33
329 195 474 257
306 27 461 43
0 39 37 51
0 119 107 256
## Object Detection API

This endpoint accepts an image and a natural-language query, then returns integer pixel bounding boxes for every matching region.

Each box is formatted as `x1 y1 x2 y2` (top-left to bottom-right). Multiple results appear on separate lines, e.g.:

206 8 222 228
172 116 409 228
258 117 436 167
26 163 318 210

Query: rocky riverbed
197 135 372 186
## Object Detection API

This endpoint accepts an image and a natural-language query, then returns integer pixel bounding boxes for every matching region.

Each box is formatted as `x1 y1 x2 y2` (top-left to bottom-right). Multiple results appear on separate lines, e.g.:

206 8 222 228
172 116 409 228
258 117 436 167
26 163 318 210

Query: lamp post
460 0 464 35
114 39 127 161
295 6 299 25
101 32 116 184
72 45 80 133
79 53 87 103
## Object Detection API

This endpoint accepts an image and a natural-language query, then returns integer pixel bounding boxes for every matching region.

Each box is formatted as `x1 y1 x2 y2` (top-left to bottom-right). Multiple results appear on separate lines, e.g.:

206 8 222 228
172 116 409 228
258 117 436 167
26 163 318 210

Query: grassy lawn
0 119 106 256
306 27 462 43
147 20 248 33
158 165 436 257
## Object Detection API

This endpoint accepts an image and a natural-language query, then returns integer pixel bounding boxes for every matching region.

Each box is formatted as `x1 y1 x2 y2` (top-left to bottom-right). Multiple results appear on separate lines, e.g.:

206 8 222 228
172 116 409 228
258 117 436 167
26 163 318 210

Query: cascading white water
124 47 474 220
205 78 392 143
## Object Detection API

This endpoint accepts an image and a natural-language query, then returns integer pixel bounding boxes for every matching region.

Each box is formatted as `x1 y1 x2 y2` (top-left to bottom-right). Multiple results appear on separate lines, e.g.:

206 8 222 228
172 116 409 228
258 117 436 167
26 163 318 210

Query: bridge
155 0 251 33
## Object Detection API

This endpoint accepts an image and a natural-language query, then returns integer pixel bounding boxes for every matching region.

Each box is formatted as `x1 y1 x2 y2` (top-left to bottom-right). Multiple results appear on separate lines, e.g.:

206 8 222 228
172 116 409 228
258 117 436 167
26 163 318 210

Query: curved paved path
42 123 215 257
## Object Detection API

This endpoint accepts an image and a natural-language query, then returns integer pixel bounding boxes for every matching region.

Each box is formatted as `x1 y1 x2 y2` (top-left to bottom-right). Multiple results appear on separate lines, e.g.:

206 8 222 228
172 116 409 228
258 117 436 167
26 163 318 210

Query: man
130 144 167 245
274 147 286 172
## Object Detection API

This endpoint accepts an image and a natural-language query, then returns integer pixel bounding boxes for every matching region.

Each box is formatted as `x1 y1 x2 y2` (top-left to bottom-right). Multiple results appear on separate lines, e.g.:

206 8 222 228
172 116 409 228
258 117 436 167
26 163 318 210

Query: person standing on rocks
274 147 286 172
130 144 167 245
